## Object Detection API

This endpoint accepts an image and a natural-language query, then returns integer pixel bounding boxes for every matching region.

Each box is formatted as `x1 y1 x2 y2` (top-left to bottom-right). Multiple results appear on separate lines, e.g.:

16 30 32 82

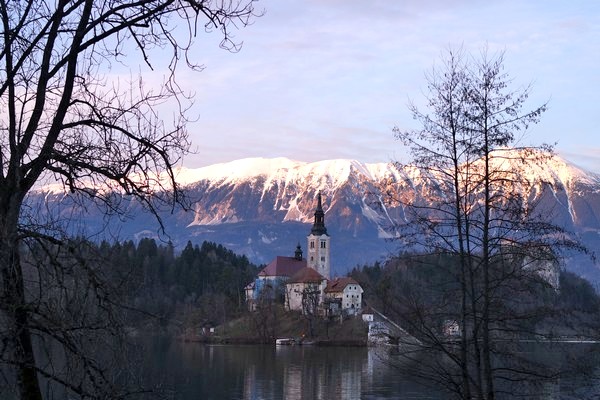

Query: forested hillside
351 255 600 340
25 238 259 331
114 239 259 327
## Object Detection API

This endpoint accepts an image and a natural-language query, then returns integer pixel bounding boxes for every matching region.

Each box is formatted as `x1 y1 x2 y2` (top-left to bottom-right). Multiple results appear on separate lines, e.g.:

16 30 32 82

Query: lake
140 339 600 400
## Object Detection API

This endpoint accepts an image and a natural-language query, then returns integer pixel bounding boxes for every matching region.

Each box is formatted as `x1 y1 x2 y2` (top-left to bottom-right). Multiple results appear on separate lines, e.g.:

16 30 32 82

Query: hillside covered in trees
22 235 600 341
24 238 259 332
113 239 259 328
351 255 600 340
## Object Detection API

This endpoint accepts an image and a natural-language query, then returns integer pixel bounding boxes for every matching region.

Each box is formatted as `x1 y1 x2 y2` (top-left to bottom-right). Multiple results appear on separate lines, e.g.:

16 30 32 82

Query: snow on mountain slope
472 150 600 229
161 153 600 235
179 158 401 227
35 152 600 230
483 149 600 188
176 158 396 189
27 152 600 282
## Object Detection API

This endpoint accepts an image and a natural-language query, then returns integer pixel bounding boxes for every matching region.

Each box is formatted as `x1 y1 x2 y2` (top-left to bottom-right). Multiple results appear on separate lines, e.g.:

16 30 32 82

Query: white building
323 277 364 316
285 267 327 314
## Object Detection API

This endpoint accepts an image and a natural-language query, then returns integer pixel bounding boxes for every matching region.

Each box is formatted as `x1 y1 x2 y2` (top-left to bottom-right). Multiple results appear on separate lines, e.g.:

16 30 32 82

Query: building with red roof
246 244 306 311
258 253 306 279
245 193 363 316
324 277 364 316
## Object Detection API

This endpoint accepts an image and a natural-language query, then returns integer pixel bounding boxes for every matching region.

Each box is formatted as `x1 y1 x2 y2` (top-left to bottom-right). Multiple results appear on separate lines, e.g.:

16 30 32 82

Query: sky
158 0 600 171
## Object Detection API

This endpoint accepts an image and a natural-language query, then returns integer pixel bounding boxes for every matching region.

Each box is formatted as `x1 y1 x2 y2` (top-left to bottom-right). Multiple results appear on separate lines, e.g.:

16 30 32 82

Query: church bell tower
307 192 330 279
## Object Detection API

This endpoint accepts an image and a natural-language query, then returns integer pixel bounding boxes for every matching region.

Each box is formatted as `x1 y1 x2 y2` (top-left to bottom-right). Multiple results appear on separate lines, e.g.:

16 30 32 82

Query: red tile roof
287 267 325 284
325 277 360 293
258 256 307 278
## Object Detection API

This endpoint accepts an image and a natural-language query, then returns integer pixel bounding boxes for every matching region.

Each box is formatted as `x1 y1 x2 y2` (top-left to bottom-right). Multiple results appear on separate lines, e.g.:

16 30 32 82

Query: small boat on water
275 338 296 345
275 338 316 345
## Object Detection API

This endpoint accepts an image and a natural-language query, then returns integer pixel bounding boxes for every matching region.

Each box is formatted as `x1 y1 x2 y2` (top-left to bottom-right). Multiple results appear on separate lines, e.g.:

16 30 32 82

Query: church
244 193 363 316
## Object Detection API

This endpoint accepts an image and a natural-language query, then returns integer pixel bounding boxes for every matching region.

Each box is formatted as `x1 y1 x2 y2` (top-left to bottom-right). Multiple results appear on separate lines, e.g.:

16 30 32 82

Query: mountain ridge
169 152 600 232
29 152 600 283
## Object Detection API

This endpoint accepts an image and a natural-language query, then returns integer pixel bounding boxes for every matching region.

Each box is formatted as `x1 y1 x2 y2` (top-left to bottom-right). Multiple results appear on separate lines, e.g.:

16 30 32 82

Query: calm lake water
141 339 600 400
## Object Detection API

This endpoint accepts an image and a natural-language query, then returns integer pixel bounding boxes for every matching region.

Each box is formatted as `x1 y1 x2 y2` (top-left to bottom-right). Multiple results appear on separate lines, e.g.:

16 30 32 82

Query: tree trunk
1 203 43 400
459 261 472 400
14 306 43 400
482 134 495 400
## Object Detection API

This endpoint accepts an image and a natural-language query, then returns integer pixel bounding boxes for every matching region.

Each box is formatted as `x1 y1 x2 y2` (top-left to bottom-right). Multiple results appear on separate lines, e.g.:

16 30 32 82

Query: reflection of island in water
241 346 365 400
276 346 364 400
170 344 392 399
147 340 600 399
239 345 432 400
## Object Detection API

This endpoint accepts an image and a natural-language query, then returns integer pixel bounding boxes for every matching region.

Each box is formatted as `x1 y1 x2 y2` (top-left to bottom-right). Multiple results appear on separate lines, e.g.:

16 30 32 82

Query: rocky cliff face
29 153 600 282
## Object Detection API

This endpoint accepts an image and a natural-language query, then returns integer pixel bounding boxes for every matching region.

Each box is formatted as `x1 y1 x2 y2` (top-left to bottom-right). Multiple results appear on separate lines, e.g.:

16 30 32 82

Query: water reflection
142 339 600 399
147 341 439 400
273 346 364 400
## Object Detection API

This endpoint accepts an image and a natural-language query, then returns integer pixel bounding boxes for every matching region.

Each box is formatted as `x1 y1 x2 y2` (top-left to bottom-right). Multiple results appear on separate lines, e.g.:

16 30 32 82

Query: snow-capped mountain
178 157 401 229
29 153 600 282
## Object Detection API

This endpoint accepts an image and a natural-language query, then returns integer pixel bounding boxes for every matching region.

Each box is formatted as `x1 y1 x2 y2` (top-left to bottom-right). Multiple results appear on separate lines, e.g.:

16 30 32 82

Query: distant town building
443 320 461 337
361 308 374 323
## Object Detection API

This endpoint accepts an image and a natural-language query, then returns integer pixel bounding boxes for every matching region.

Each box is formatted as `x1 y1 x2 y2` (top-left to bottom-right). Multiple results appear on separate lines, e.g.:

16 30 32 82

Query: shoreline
178 334 367 347
177 333 600 347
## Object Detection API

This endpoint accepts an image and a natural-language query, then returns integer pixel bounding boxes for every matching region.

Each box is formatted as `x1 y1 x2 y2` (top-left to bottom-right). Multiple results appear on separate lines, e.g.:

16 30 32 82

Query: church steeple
310 192 328 236
307 192 330 279
294 243 303 260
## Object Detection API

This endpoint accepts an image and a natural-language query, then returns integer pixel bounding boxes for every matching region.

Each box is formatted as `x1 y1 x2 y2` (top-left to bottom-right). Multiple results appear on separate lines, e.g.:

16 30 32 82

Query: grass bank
180 305 368 346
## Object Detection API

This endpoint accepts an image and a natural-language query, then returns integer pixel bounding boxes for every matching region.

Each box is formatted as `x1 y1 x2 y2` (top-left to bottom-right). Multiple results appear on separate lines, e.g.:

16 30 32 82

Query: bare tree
0 1 260 399
299 283 321 338
389 47 584 399
250 284 278 343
